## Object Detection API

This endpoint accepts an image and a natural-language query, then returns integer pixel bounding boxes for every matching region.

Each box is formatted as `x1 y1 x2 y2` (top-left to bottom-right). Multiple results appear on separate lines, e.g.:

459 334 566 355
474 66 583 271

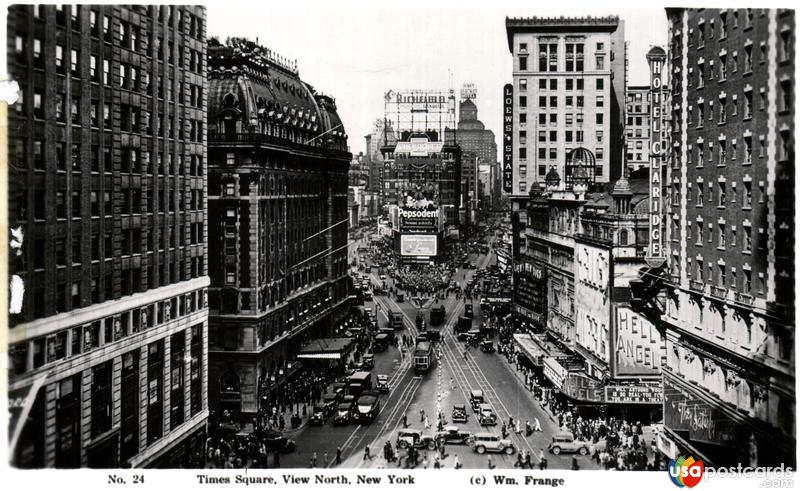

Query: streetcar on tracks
413 340 435 373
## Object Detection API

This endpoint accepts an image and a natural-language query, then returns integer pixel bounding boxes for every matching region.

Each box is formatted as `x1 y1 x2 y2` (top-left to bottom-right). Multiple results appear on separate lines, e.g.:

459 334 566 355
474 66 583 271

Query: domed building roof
545 166 561 182
612 176 633 195
646 45 666 59
207 38 347 142
566 147 596 168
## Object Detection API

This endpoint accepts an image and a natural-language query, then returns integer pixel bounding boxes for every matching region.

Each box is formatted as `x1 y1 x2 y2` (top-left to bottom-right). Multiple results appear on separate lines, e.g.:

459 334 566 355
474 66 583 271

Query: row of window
686 130 792 167
24 186 204 222
518 77 601 92
16 136 205 178
518 94 605 109
517 41 609 72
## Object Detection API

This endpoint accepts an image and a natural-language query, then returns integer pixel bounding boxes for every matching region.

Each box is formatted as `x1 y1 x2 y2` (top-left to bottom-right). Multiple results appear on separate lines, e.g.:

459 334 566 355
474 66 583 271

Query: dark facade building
456 99 498 222
625 86 651 171
653 8 795 466
7 4 209 468
206 38 351 417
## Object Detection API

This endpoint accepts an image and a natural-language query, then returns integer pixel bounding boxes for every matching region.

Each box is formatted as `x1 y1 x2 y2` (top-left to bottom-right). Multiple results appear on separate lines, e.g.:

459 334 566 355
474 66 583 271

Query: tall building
364 118 396 199
505 16 626 259
636 8 795 466
6 5 209 468
206 38 352 418
625 86 651 171
456 97 498 221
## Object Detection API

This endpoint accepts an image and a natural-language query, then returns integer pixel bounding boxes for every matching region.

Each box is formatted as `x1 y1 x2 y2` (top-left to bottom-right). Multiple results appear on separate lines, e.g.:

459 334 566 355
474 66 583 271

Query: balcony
711 286 727 299
735 292 754 305
209 132 351 161
689 280 704 292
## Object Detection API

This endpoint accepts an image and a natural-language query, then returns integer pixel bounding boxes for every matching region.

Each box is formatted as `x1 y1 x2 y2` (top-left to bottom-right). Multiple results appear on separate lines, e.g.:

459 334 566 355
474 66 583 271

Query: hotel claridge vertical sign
646 49 666 267
503 83 514 193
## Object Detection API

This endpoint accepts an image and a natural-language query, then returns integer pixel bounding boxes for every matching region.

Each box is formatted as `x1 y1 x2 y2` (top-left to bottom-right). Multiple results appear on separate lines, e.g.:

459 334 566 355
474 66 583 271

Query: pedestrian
310 452 317 468
335 446 342 465
515 419 522 434
571 456 580 470
323 451 329 467
424 416 431 430
364 446 372 460
488 454 494 469
454 454 461 469
534 417 542 432
420 409 425 422
403 412 408 428
273 450 280 468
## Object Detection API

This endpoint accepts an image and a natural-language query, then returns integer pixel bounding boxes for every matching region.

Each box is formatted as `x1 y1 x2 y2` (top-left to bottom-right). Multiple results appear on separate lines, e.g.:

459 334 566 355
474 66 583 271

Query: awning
513 333 547 366
296 337 355 361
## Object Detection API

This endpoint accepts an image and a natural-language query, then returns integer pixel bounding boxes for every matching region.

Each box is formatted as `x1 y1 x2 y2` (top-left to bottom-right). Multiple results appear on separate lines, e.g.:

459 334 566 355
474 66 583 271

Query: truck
390 310 404 330
430 305 446 325
413 341 435 373
347 371 373 397
456 315 472 335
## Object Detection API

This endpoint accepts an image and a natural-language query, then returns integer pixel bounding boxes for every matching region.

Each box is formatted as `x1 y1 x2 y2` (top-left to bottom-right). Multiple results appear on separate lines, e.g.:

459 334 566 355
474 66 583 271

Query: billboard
400 234 437 257
502 84 513 193
613 307 666 377
399 207 440 233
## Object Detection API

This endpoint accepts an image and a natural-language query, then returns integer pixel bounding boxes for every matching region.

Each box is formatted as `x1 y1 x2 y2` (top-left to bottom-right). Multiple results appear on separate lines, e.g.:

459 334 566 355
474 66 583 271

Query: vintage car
396 429 438 450
334 402 354 426
469 389 485 412
435 426 473 446
478 403 498 426
548 431 591 455
376 374 390 393
361 353 375 370
451 403 468 423
262 430 297 453
480 340 495 353
469 432 514 455
309 406 328 426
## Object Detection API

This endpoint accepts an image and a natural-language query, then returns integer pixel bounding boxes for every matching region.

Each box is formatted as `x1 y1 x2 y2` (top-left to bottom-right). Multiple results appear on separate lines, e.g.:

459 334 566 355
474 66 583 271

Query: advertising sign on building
400 234 437 257
542 357 567 389
664 377 738 445
613 307 667 377
502 84 513 193
399 207 440 233
605 384 664 404
647 50 666 266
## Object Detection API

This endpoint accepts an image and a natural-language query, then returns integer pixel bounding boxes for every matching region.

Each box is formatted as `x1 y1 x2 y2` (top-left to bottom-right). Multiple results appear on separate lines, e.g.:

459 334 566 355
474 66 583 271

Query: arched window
619 229 629 245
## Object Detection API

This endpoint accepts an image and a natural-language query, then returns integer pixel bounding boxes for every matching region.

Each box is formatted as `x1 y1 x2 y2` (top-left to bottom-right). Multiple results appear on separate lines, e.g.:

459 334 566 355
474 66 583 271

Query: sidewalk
495 350 559 425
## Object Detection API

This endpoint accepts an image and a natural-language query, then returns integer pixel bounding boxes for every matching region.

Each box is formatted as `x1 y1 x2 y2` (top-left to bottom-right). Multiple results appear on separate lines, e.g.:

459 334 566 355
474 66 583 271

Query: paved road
281 247 600 469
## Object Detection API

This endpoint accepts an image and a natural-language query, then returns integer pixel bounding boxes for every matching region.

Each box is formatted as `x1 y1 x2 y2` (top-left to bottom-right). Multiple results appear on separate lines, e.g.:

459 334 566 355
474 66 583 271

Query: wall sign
502 83 513 193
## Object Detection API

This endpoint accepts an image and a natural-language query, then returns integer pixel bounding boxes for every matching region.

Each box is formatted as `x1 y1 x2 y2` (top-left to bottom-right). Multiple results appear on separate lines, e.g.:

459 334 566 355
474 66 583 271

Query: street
282 247 600 469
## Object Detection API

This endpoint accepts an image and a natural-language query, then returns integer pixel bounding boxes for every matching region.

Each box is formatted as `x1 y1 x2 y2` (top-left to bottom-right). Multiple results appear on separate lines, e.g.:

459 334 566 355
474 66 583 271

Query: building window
519 56 527 71
519 78 527 91
565 42 584 72
595 55 605 70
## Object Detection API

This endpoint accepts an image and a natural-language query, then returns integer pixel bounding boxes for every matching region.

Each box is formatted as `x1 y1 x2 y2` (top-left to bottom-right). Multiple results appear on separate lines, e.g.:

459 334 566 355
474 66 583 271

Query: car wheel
504 446 514 455
579 447 588 456
428 441 437 450
476 446 486 454
399 441 408 449
552 446 561 455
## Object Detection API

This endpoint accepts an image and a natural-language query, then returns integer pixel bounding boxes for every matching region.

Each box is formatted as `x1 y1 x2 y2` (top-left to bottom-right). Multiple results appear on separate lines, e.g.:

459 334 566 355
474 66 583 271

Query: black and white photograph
1 1 796 489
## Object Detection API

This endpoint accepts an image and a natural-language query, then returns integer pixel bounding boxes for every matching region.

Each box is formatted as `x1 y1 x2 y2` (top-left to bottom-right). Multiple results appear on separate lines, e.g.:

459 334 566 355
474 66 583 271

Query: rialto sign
503 83 513 193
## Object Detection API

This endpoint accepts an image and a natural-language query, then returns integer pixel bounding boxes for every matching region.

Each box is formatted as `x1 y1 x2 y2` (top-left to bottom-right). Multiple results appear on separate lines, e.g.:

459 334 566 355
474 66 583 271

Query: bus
390 310 404 330
348 371 373 397
414 341 435 373
373 333 390 352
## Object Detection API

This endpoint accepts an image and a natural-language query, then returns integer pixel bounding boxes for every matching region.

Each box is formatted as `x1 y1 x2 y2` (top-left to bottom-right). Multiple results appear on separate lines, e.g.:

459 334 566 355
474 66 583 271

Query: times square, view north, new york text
4 3 795 477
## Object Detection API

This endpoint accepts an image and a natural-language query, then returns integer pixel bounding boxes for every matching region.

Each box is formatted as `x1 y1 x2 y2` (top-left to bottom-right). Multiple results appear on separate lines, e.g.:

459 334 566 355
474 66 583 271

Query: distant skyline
208 1 669 156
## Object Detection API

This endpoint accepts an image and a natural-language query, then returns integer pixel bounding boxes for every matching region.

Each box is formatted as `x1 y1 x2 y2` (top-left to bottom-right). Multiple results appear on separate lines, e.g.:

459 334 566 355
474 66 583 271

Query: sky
207 0 669 156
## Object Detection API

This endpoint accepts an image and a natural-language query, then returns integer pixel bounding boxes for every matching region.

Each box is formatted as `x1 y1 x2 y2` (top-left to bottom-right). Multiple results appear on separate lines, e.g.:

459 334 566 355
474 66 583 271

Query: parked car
435 426 473 446
376 374 390 393
451 404 468 423
480 340 495 353
361 353 375 370
548 432 591 455
469 389 485 412
396 429 438 450
478 404 498 426
469 432 515 455
309 405 328 426
396 293 405 302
